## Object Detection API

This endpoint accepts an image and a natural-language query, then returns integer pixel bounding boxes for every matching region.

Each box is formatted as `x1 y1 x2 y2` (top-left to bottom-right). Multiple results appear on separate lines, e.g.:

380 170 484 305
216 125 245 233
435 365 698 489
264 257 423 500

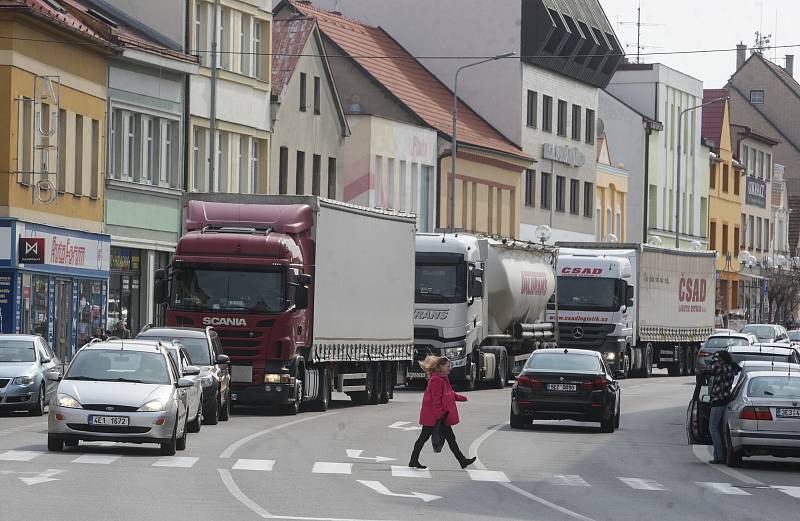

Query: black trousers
410 425 466 464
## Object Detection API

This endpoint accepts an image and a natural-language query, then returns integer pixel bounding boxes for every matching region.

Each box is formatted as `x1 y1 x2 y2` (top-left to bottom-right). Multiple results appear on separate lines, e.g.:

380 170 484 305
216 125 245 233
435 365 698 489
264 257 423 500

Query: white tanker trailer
412 233 557 390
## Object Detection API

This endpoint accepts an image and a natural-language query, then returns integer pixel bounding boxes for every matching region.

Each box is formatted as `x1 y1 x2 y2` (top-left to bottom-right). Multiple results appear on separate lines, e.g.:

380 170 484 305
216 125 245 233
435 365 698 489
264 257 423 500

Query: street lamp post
675 96 728 248
450 51 516 232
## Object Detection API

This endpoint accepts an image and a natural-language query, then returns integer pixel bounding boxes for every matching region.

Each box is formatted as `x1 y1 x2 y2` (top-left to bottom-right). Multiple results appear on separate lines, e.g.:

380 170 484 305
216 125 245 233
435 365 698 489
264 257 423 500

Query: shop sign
18 238 45 264
20 227 110 272
542 143 585 167
111 248 141 272
745 176 767 208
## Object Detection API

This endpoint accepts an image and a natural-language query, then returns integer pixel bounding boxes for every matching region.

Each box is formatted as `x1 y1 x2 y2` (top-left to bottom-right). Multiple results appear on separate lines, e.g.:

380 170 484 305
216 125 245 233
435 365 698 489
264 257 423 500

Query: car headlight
138 400 166 412
444 346 465 359
56 393 82 409
605 352 616 360
12 376 34 386
199 375 215 387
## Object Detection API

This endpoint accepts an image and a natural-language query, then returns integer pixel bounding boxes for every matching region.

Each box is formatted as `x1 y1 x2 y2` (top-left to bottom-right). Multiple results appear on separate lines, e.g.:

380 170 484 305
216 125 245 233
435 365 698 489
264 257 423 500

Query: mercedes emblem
572 326 584 339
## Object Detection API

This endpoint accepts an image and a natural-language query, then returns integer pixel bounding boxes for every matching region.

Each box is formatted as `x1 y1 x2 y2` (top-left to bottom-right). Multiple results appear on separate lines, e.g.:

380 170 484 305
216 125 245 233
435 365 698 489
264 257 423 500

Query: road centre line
220 412 338 459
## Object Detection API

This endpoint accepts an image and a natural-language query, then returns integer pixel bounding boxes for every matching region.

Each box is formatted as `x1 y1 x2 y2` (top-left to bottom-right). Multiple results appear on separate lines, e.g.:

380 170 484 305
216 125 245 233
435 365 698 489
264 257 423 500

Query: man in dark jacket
703 350 741 463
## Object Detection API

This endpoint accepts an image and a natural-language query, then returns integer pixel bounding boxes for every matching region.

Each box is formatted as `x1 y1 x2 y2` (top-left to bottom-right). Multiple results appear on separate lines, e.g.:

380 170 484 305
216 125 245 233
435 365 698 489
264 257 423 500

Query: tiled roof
0 0 115 45
757 53 800 101
272 17 317 98
288 1 527 159
701 88 728 152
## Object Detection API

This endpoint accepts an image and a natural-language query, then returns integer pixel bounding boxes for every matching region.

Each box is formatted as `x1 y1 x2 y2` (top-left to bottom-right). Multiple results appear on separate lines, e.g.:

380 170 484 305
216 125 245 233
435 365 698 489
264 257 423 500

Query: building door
54 279 72 361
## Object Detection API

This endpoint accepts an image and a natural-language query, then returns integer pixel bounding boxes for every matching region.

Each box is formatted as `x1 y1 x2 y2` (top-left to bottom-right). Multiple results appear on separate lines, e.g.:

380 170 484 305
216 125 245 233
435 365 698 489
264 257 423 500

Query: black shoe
408 460 427 469
460 457 477 469
708 459 723 464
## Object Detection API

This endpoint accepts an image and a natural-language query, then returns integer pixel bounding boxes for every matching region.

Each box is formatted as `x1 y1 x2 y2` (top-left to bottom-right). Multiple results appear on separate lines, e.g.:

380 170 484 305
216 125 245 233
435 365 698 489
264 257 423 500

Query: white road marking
468 422 597 521
152 456 199 468
312 462 352 474
618 477 667 491
233 459 276 472
550 474 591 487
357 480 441 502
72 454 119 465
0 450 41 461
390 465 430 479
696 482 751 495
345 449 395 463
0 422 46 438
690 445 765 485
771 485 800 498
220 412 338 459
467 469 509 482
387 421 421 431
19 468 64 486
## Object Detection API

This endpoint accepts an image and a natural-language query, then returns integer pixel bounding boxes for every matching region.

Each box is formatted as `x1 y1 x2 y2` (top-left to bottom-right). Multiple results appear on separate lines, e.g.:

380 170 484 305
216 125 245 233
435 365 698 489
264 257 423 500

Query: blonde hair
419 355 449 375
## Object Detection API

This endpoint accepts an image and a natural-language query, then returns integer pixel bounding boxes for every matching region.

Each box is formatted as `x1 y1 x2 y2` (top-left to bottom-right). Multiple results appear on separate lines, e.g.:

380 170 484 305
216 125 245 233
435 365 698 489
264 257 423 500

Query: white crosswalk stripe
696 482 751 495
618 477 667 491
390 465 431 479
549 474 591 487
771 485 800 498
152 457 199 468
232 459 275 471
0 450 41 462
72 454 119 465
467 469 509 482
312 462 352 474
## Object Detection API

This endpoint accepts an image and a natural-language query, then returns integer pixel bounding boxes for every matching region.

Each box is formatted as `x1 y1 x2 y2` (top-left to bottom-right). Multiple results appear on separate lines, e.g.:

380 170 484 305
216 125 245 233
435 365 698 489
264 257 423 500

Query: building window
741 145 749 172
722 164 729 192
758 150 764 178
524 169 535 207
571 105 581 141
240 15 250 76
250 139 259 193
142 118 153 183
709 221 717 251
542 95 553 132
733 167 740 195
124 113 135 181
722 223 729 255
399 160 407 211
219 7 229 70
279 146 288 194
748 215 754 249
74 114 84 195
765 218 770 252
327 157 337 199
569 179 579 215
710 164 716 189
583 181 594 217
585 109 595 144
750 90 764 104
766 153 771 181
194 1 204 66
557 100 567 137
555 175 565 212
192 128 200 191
540 172 551 209
312 154 321 195
313 76 321 115
296 150 305 194
526 90 537 128
756 216 762 251
734 226 740 254
299 73 307 111
57 108 66 191
90 119 100 198
252 20 261 79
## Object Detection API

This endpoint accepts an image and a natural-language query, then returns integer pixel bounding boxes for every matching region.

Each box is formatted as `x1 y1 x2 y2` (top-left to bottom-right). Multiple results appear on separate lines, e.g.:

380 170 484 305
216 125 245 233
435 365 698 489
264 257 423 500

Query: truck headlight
605 352 616 360
12 376 33 386
444 347 465 359
56 393 82 409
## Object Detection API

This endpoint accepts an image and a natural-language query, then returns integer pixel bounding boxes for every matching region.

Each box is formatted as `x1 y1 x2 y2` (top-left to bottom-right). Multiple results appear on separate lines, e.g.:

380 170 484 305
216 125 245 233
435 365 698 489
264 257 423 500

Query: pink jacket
418 373 467 426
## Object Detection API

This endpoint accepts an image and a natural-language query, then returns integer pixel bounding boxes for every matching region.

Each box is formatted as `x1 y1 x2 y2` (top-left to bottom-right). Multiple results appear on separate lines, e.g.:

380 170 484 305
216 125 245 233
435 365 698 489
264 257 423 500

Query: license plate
88 415 129 427
231 365 253 383
407 372 426 379
546 383 577 392
776 408 800 418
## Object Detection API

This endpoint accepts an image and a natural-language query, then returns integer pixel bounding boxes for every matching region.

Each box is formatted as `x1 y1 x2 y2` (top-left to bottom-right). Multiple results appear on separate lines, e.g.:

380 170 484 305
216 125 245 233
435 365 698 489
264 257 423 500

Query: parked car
510 348 620 433
727 343 800 365
47 340 194 455
695 332 757 373
740 324 790 344
0 334 62 415
732 361 800 387
787 329 800 345
136 326 231 424
163 342 203 433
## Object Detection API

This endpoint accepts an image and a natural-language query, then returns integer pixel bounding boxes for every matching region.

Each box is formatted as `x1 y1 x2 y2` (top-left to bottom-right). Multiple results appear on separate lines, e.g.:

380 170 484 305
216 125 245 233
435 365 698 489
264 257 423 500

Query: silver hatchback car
47 340 195 455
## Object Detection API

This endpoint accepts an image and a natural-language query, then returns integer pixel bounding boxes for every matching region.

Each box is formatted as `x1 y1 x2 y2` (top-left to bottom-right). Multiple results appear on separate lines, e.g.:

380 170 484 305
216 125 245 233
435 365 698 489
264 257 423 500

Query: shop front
0 219 110 361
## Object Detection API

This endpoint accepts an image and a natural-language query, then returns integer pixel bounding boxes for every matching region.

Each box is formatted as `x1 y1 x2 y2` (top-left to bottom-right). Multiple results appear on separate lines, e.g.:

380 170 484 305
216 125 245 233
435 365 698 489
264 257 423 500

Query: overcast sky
600 0 800 88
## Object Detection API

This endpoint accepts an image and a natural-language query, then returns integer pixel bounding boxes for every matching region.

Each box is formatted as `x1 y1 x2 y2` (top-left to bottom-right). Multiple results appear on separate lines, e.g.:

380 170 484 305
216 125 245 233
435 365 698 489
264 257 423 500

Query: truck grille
414 345 440 360
557 323 615 348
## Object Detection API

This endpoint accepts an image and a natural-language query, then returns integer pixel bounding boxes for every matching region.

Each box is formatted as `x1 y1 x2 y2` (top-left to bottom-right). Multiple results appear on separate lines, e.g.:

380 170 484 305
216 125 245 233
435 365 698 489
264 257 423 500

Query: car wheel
160 420 178 456
510 406 527 429
30 387 46 416
614 402 621 429
47 434 64 452
187 403 202 433
600 410 616 433
176 418 188 451
203 392 220 425
219 389 231 421
725 427 743 467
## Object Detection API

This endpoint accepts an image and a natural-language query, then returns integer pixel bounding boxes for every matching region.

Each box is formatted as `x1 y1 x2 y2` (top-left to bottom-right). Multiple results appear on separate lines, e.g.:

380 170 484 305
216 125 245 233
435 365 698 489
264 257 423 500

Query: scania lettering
157 195 415 415
551 243 715 378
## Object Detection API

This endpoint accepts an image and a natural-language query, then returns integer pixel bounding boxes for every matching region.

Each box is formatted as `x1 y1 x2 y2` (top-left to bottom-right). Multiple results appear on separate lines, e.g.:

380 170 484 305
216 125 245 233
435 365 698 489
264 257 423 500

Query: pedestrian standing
703 350 741 464
113 319 131 339
408 355 476 470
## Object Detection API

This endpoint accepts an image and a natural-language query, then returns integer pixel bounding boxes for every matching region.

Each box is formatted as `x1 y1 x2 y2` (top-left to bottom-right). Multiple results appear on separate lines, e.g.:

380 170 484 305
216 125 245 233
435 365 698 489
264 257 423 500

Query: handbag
432 412 448 453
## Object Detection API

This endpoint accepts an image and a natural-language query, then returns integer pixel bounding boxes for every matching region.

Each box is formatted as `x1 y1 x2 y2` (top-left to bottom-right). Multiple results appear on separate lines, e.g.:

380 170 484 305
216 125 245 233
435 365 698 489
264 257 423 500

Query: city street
2 374 800 521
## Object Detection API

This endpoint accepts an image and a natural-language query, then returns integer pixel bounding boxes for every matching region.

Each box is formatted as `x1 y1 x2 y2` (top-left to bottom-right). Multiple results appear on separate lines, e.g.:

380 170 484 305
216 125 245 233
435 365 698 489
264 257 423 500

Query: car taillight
582 377 609 391
517 375 543 390
739 406 773 421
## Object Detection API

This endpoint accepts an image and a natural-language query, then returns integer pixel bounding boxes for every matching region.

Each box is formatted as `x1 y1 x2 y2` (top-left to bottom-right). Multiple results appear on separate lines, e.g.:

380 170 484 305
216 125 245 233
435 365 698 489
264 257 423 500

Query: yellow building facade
594 135 628 242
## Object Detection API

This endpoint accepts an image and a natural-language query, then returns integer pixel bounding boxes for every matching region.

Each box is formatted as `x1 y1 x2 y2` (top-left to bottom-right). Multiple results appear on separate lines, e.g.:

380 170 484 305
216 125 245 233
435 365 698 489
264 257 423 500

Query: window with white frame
142 117 154 183
193 128 201 191
250 138 259 194
252 20 261 79
195 1 204 66
239 136 248 193
219 7 229 70
124 113 135 181
109 108 179 188
240 15 250 76
160 120 171 186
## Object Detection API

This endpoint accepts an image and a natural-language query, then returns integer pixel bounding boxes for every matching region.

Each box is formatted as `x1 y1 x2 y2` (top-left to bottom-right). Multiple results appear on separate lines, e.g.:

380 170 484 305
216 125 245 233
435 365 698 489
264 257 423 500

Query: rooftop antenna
617 0 664 63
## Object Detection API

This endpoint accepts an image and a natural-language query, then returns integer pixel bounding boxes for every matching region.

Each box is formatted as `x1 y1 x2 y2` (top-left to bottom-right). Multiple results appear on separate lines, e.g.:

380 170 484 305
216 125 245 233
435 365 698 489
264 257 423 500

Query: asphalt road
2 372 800 521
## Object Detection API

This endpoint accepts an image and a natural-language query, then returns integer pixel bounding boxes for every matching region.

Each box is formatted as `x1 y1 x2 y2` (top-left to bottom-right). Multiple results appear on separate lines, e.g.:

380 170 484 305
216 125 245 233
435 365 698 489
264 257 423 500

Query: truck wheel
492 349 508 389
682 348 693 376
350 367 374 405
305 366 330 412
379 364 391 404
461 356 477 392
369 365 382 405
281 381 302 415
642 346 653 378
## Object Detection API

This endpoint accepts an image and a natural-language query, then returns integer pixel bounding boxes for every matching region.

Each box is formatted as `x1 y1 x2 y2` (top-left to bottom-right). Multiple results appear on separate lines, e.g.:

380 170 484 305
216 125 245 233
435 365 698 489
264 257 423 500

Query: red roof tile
0 0 114 46
701 88 728 152
272 17 316 98
288 1 526 159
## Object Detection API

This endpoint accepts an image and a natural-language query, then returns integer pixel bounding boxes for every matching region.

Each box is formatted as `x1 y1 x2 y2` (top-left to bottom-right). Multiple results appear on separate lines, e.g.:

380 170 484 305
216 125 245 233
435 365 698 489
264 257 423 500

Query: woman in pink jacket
408 355 476 469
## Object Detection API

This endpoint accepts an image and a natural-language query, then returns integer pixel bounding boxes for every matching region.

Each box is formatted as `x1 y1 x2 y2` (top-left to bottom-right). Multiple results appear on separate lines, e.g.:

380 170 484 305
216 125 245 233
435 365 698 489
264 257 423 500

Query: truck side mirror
471 279 484 299
296 286 309 310
154 279 167 305
472 267 484 279
626 285 634 307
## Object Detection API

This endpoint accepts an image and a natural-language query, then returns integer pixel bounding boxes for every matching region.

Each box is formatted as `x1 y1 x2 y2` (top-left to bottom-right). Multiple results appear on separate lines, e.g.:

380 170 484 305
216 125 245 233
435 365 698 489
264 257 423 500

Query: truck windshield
557 277 620 311
171 267 286 314
415 263 466 304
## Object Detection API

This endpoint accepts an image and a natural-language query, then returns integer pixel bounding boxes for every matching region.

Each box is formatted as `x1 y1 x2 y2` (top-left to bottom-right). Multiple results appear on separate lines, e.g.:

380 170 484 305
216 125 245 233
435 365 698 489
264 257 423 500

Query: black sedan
510 348 620 432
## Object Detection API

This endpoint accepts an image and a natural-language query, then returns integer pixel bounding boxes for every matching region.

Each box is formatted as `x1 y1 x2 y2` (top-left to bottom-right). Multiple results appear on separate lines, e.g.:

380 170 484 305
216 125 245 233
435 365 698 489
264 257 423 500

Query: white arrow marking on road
346 449 396 463
357 480 441 502
19 469 64 486
387 421 421 431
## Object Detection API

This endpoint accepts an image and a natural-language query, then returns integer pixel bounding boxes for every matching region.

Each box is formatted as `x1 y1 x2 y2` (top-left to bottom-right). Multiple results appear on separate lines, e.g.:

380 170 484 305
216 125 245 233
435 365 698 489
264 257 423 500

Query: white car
47 340 194 455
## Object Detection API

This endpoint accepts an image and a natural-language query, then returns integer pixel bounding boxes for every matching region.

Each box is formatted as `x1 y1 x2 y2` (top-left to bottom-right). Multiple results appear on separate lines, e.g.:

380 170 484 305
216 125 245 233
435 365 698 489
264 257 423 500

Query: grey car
695 333 756 373
0 334 62 415
163 342 203 433
740 324 790 344
727 343 800 364
47 340 194 455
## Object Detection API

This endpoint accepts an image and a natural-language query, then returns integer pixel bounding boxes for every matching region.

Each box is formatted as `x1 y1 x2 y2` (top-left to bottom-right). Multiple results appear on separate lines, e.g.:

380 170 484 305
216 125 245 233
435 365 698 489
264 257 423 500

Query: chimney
786 55 795 78
736 42 747 70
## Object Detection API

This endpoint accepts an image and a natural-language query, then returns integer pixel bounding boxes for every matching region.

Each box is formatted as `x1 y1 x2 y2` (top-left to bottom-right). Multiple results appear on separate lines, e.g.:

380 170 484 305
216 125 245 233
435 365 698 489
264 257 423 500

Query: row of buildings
1 0 798 359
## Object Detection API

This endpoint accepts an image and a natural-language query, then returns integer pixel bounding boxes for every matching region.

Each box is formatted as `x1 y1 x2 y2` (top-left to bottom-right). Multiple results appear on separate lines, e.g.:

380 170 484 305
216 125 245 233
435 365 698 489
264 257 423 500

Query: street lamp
675 96 728 248
450 51 516 232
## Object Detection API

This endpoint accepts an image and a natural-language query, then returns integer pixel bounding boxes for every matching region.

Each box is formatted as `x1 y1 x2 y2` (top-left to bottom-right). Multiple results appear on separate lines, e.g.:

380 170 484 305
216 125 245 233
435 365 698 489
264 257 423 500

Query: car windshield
747 376 800 398
705 337 750 349
556 277 619 311
139 336 211 365
525 353 601 372
171 267 285 314
741 325 776 341
415 262 466 304
65 349 171 385
788 331 800 342
0 340 36 362
730 352 792 364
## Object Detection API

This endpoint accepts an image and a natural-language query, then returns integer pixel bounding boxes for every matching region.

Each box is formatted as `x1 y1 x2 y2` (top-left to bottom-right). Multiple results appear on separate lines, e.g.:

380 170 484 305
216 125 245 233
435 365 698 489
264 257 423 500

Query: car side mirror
45 371 62 382
176 378 194 388
183 365 201 376
40 357 51 364
216 354 230 365
299 274 312 286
